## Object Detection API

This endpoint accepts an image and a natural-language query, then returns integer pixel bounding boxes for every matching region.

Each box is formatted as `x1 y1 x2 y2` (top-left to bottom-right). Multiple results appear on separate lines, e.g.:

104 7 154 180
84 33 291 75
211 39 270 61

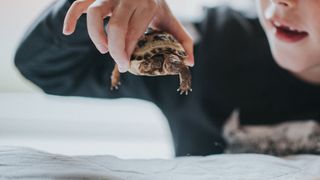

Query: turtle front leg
177 66 192 95
166 54 192 95
110 64 121 90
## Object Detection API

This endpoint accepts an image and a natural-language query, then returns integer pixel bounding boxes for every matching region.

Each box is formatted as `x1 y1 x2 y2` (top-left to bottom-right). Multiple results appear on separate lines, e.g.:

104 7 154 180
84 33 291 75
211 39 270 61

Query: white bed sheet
0 146 319 180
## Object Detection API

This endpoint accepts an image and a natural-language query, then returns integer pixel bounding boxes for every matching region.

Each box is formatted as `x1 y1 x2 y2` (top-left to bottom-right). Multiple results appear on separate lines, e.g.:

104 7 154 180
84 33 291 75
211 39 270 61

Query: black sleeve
14 0 156 100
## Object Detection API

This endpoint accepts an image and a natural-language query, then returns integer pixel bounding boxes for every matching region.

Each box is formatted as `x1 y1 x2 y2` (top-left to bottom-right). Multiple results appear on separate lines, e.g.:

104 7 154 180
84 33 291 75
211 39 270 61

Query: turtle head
163 54 184 74
140 54 164 72
130 54 164 75
138 53 184 75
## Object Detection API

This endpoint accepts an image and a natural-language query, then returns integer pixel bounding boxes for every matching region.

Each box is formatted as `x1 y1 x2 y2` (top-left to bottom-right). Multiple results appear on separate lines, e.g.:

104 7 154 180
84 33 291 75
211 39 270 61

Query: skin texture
63 0 194 73
256 0 320 84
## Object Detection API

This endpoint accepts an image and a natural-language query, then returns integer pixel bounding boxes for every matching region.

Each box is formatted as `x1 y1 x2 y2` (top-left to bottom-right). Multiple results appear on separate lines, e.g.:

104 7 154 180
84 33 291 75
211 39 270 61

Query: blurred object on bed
223 111 320 156
0 146 319 180
0 93 174 159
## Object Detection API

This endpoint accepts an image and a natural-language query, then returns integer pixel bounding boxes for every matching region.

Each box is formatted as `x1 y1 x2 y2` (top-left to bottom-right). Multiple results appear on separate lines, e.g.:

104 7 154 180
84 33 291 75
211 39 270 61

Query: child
15 0 320 156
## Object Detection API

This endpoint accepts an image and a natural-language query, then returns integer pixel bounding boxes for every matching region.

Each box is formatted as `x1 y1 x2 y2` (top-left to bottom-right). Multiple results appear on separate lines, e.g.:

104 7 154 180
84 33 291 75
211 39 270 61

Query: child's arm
14 0 156 100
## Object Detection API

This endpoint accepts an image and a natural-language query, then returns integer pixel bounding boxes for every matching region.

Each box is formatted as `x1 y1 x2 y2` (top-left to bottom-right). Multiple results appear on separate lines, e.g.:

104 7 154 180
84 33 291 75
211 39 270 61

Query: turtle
110 28 192 95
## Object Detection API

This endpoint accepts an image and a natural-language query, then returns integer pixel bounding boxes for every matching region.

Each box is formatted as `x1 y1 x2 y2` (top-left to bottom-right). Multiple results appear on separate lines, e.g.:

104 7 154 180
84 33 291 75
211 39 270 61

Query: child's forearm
14 0 116 98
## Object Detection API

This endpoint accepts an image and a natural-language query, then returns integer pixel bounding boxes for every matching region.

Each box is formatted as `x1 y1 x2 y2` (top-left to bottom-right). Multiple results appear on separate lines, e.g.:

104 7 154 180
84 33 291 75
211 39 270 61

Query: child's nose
271 0 296 8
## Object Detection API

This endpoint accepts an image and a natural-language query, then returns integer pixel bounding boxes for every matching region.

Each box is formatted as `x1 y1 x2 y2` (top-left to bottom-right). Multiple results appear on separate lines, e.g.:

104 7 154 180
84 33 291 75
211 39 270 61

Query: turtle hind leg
110 64 121 90
177 65 192 95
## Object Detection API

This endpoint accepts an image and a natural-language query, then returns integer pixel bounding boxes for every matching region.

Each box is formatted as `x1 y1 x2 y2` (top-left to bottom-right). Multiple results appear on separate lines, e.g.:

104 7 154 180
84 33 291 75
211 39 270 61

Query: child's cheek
308 6 320 44
255 0 271 31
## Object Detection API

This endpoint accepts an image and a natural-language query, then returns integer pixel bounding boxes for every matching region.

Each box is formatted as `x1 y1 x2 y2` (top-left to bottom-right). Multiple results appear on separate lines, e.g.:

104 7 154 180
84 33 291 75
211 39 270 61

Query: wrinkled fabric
0 146 319 180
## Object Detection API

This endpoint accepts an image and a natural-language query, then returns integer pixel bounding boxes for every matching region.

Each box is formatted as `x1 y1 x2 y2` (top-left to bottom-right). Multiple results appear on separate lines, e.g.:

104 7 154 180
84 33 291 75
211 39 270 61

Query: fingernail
98 45 108 54
118 66 125 73
118 64 128 73
186 61 194 67
63 28 70 35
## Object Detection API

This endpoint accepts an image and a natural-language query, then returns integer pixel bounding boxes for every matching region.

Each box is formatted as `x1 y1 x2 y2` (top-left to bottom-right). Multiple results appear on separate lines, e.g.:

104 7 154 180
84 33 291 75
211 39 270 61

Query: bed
0 146 319 180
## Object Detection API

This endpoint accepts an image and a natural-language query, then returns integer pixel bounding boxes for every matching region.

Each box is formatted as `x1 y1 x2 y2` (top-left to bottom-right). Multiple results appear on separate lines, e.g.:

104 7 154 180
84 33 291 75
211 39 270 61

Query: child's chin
274 55 310 73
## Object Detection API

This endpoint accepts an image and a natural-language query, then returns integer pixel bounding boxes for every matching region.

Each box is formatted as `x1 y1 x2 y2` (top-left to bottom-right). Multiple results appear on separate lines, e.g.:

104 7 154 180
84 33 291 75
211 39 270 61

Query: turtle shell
128 29 188 75
110 28 192 95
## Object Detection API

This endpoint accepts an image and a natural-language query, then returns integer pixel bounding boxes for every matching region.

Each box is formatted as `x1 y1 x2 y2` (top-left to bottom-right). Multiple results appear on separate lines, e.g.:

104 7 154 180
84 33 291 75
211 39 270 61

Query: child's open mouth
272 21 308 43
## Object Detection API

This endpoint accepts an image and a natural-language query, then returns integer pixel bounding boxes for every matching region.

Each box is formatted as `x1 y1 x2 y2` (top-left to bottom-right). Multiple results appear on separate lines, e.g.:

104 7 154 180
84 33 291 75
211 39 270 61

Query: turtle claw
177 85 192 95
110 85 119 90
110 81 121 91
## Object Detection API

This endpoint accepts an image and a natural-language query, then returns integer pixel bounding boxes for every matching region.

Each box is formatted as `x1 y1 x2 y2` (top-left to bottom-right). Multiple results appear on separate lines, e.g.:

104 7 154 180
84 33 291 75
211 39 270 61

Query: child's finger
63 0 95 35
160 16 195 67
86 0 113 54
107 2 137 72
126 3 158 57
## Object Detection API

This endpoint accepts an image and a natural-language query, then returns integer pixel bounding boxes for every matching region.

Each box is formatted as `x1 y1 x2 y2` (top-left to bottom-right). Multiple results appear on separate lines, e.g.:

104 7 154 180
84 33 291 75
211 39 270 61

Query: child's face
256 0 320 73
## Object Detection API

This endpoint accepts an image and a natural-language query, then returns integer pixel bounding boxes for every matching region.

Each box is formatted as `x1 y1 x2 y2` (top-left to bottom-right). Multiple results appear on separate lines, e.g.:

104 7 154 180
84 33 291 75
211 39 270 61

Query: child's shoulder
199 6 264 41
194 6 274 88
195 5 269 67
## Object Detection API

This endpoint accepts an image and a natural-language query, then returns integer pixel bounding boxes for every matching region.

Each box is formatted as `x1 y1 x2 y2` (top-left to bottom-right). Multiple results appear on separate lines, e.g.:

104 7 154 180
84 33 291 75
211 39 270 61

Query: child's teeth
289 27 295 31
274 21 281 27
273 20 306 33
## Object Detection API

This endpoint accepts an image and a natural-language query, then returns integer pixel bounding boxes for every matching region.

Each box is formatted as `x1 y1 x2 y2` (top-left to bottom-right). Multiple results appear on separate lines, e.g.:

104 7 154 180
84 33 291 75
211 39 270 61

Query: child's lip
271 20 306 34
270 19 309 43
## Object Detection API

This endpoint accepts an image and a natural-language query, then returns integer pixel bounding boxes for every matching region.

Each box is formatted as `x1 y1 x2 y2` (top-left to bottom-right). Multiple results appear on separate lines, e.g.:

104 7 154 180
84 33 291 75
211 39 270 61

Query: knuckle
72 0 83 7
87 4 101 13
145 0 158 8
140 0 158 11
70 0 90 15
119 1 132 10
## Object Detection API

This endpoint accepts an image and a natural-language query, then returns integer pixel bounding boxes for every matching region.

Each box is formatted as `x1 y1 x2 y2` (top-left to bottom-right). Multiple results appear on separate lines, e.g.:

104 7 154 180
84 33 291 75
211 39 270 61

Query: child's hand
63 0 194 72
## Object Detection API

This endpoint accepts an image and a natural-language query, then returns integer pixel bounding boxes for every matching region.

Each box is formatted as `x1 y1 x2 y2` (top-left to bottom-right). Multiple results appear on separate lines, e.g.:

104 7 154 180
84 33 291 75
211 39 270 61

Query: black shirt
14 0 320 156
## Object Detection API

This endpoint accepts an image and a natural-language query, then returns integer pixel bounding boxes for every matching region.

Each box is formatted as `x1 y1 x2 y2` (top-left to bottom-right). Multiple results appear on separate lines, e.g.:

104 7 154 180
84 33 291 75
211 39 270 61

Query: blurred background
0 0 252 159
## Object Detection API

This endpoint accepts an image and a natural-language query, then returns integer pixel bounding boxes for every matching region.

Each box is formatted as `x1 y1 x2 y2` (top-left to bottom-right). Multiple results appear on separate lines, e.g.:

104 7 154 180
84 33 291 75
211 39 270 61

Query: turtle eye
170 58 180 63
168 55 180 64
141 61 149 66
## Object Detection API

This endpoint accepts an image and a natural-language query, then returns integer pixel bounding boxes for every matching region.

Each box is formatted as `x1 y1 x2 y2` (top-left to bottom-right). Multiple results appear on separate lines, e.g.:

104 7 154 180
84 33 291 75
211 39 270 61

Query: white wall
0 0 51 92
